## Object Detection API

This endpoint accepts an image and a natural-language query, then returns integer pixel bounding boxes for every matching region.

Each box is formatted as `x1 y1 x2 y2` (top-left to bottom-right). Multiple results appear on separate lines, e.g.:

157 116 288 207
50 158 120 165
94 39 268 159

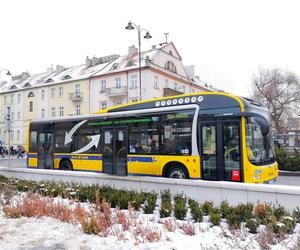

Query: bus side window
129 117 159 155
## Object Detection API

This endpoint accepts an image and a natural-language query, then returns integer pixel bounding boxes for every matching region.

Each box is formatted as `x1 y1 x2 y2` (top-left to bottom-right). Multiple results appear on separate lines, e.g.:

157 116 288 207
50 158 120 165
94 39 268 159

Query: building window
51 88 55 99
41 90 45 100
174 82 178 90
59 87 64 97
10 95 14 104
154 75 159 89
17 93 21 104
10 130 14 141
115 78 121 89
100 80 106 92
111 63 119 70
41 109 45 118
59 107 64 116
131 75 137 88
17 112 20 120
46 78 54 83
114 99 122 106
75 84 80 97
130 97 138 103
11 112 14 121
165 61 177 73
182 86 186 93
165 79 169 88
51 107 56 117
99 101 107 110
4 96 6 105
76 105 81 115
29 101 33 112
17 130 20 141
28 92 34 97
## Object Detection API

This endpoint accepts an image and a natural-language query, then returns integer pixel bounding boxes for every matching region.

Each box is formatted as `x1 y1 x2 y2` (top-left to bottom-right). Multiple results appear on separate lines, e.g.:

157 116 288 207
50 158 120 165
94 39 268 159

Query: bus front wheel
60 159 73 171
167 165 189 179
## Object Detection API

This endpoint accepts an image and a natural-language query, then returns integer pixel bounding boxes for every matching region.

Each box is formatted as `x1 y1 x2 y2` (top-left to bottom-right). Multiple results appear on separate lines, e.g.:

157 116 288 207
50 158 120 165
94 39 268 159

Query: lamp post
125 21 152 101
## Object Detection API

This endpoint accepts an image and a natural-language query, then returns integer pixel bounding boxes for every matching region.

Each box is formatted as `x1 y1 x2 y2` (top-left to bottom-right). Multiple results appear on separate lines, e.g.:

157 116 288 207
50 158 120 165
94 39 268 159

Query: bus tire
59 159 73 171
166 164 189 179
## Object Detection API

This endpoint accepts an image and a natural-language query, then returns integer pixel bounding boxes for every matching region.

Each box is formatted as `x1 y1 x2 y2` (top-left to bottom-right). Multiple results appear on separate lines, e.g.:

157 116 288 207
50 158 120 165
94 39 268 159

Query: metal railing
69 92 83 102
105 86 128 97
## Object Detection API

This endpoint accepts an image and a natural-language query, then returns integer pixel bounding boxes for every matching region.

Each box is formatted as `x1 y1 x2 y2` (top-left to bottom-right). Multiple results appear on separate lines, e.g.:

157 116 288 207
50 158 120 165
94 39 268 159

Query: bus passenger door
102 127 128 176
37 132 54 169
200 124 218 180
200 121 242 182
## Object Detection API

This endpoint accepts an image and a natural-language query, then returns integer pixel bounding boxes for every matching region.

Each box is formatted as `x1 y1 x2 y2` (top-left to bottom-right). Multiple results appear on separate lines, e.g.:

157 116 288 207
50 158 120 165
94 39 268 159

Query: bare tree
252 67 300 133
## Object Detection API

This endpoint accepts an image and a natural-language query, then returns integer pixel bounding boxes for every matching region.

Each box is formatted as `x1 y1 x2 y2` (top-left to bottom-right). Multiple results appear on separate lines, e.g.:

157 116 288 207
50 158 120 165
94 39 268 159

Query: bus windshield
246 117 275 165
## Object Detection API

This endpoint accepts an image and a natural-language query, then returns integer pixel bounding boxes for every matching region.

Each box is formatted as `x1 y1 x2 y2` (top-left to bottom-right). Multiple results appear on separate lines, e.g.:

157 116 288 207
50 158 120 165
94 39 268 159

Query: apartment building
0 43 211 148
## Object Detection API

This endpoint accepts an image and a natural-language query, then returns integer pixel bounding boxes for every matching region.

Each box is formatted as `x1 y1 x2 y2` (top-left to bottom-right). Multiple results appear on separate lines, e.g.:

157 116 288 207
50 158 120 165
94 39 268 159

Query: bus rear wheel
60 159 73 171
167 166 189 179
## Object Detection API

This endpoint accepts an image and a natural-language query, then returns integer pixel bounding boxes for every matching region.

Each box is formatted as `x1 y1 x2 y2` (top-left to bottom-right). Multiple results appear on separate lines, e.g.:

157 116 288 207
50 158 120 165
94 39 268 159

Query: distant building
274 117 300 149
0 42 212 148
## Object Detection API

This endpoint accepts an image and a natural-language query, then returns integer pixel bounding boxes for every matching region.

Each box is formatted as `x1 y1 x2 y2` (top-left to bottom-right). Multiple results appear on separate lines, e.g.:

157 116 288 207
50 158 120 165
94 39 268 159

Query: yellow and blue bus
27 92 278 183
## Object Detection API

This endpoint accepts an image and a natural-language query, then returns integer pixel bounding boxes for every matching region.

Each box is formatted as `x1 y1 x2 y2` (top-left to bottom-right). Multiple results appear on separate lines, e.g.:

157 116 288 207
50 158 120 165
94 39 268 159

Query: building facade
0 43 211 148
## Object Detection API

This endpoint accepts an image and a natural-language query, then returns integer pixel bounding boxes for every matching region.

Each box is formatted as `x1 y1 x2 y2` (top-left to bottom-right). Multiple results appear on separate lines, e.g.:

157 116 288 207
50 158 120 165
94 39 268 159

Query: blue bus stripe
128 157 154 162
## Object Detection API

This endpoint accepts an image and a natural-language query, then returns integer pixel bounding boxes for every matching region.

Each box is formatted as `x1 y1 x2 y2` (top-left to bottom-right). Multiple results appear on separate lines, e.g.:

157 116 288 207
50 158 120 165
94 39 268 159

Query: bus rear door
37 131 54 169
102 127 128 176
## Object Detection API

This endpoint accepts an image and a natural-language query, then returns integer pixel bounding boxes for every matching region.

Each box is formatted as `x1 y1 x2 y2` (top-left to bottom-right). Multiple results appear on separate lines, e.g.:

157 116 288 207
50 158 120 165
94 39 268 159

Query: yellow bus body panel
127 154 201 178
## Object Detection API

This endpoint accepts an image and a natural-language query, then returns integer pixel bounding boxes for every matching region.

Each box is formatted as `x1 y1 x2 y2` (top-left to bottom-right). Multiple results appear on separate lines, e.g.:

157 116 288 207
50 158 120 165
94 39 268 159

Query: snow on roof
0 58 117 93
93 48 157 77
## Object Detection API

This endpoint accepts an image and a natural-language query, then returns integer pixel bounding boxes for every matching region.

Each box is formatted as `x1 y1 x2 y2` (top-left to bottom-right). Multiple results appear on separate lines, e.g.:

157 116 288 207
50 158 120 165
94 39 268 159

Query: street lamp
125 21 152 101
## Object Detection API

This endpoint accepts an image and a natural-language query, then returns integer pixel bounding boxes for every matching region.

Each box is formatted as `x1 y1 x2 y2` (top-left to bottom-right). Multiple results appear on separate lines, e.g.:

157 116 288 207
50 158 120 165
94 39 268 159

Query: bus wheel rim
170 169 185 179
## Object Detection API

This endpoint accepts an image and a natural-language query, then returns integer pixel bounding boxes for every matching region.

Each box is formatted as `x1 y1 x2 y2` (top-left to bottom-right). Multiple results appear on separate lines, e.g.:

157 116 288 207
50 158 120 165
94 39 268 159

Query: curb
279 170 300 177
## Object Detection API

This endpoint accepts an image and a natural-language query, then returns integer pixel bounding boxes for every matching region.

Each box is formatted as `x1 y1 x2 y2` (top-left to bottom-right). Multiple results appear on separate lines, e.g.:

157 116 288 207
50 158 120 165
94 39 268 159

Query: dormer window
126 61 135 67
110 63 119 70
46 78 54 83
10 85 17 90
169 50 173 55
28 92 35 98
62 75 71 80
165 61 177 73
24 82 31 88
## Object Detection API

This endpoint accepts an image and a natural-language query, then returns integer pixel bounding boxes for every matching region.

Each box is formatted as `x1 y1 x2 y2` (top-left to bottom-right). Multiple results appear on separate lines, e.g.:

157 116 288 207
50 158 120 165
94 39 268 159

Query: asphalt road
0 158 299 186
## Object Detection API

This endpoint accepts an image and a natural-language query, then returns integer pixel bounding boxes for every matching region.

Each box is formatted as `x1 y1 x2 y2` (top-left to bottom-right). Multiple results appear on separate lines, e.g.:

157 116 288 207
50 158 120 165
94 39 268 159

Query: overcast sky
1 0 299 97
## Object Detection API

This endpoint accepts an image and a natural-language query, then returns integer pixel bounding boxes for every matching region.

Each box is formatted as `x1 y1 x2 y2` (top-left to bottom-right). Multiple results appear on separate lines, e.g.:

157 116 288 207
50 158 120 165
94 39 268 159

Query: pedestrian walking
0 145 4 158
17 145 24 158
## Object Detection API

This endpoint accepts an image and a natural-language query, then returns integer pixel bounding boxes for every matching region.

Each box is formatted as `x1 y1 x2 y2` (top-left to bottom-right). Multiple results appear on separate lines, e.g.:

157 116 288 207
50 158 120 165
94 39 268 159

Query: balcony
105 86 128 97
163 87 183 97
69 92 83 102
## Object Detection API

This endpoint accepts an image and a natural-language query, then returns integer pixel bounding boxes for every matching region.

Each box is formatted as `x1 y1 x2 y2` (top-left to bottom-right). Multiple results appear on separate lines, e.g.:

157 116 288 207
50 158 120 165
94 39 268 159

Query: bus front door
102 127 128 176
37 132 54 169
200 121 242 182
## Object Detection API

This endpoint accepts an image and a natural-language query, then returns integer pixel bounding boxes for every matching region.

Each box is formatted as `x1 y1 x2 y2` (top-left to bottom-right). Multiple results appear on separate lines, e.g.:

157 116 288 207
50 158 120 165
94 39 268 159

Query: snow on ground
0 208 299 250
0 194 299 250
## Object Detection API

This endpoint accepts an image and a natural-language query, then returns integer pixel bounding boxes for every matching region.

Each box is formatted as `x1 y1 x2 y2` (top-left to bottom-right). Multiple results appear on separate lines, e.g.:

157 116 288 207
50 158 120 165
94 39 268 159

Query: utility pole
4 106 11 167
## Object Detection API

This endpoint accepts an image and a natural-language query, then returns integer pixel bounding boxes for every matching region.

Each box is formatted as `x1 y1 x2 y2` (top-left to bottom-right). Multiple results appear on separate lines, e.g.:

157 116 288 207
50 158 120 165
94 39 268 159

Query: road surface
0 158 299 186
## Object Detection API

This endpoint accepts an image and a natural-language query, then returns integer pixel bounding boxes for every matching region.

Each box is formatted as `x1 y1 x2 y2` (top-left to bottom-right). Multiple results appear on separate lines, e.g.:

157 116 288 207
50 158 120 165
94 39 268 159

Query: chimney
86 56 92 67
56 65 65 73
152 45 156 50
128 45 138 57
46 66 53 74
21 72 30 80
92 56 98 66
